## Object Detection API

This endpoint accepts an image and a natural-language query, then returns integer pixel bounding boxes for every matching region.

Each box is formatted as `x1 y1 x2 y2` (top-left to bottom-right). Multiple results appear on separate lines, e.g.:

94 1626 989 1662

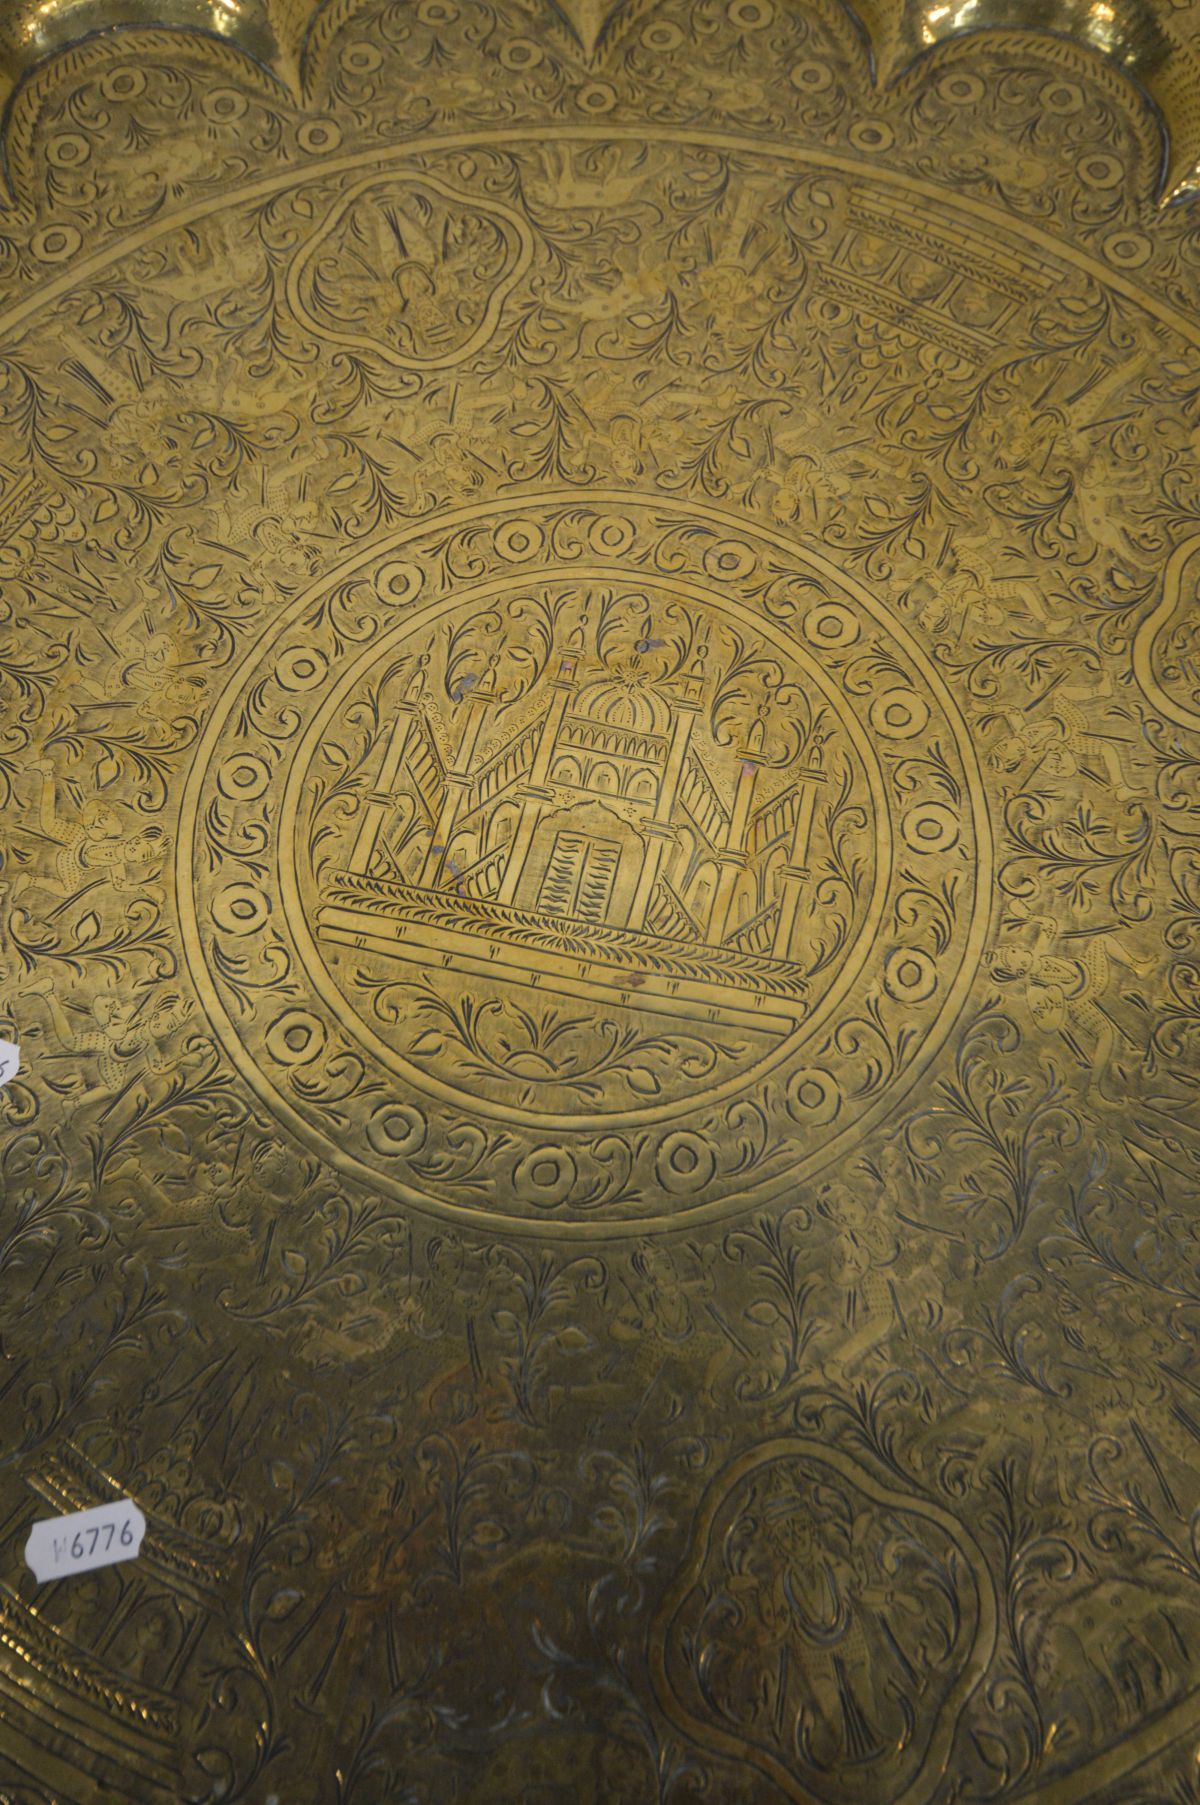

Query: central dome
573 667 674 735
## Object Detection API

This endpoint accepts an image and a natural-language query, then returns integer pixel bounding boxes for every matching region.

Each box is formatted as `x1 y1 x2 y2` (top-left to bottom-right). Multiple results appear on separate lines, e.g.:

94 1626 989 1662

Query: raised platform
317 871 809 1034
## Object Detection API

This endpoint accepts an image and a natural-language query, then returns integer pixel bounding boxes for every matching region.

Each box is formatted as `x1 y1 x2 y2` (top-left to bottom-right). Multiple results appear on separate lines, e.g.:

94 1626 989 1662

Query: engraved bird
525 144 648 213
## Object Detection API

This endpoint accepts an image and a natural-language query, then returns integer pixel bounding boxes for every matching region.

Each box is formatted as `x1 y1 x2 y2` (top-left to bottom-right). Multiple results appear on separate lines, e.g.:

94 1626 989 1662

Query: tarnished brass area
3 3 1200 1801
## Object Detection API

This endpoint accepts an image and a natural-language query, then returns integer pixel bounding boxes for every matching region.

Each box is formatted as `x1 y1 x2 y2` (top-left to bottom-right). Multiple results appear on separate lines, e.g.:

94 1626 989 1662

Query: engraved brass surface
2 4 1200 1801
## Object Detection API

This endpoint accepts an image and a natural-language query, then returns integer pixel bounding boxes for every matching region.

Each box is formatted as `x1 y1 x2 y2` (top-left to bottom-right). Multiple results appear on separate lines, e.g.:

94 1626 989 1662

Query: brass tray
2 0 1200 1797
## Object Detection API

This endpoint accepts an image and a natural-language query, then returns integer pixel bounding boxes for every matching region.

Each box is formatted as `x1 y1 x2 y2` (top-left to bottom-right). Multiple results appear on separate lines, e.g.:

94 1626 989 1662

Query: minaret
770 734 826 962
418 653 499 887
625 636 705 932
706 700 767 945
495 614 586 908
347 653 429 875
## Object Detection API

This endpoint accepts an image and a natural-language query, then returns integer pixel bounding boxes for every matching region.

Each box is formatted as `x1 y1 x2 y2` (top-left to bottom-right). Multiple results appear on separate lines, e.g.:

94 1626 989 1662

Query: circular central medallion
181 492 989 1233
289 548 883 1125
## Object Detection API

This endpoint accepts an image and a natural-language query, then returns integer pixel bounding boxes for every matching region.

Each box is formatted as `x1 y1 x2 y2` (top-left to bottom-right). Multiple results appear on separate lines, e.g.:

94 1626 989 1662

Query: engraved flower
200 87 248 124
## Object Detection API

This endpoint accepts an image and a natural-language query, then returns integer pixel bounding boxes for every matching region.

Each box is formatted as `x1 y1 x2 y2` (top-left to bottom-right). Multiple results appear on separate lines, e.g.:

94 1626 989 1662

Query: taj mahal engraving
320 598 828 1037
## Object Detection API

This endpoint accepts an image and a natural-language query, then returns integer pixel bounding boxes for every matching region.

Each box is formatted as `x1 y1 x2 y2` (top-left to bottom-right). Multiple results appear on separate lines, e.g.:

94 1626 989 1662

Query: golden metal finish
3 0 1200 197
2 3 1200 1800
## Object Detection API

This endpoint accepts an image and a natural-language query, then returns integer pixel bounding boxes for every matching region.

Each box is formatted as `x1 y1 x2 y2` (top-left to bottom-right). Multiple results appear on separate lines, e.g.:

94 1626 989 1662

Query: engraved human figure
339 191 500 353
607 414 652 481
12 760 170 919
207 1134 306 1239
764 409 880 530
990 915 1150 1100
0 821 24 914
195 480 324 587
767 450 845 528
818 1167 903 1384
908 541 1071 643
187 1134 320 1308
76 607 207 723
250 513 322 585
980 395 1062 476
987 666 1138 800
0 937 60 1049
23 975 191 1115
394 1232 469 1343
80 820 171 908
1162 603 1200 707
607 1241 732 1413
410 416 503 504
728 1495 907 1764
106 396 200 489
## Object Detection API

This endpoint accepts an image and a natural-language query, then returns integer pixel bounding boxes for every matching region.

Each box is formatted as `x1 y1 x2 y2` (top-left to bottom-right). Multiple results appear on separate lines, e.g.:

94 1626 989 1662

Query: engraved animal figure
1029 1576 1197 1742
525 144 648 213
567 236 680 323
1055 1292 1200 1476
185 483 324 587
1074 443 1139 568
915 1387 1072 1508
291 1231 480 1384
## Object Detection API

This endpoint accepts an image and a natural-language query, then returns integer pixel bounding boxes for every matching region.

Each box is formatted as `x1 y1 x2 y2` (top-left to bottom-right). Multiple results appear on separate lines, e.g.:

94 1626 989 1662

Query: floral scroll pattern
181 491 986 1228
2 0 1200 1801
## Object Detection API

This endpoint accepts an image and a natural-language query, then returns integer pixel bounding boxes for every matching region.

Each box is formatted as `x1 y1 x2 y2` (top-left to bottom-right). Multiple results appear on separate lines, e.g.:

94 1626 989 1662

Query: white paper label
0 1040 18 1088
24 1498 146 1582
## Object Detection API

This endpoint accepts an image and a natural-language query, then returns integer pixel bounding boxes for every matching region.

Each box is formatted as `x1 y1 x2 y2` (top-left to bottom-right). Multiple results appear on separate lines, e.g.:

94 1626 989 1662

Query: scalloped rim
0 0 1193 216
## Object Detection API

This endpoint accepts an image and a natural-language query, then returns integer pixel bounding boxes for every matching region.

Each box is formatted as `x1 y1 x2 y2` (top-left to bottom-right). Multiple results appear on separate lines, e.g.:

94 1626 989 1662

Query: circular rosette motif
651 1440 997 1805
284 171 533 371
180 493 989 1233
